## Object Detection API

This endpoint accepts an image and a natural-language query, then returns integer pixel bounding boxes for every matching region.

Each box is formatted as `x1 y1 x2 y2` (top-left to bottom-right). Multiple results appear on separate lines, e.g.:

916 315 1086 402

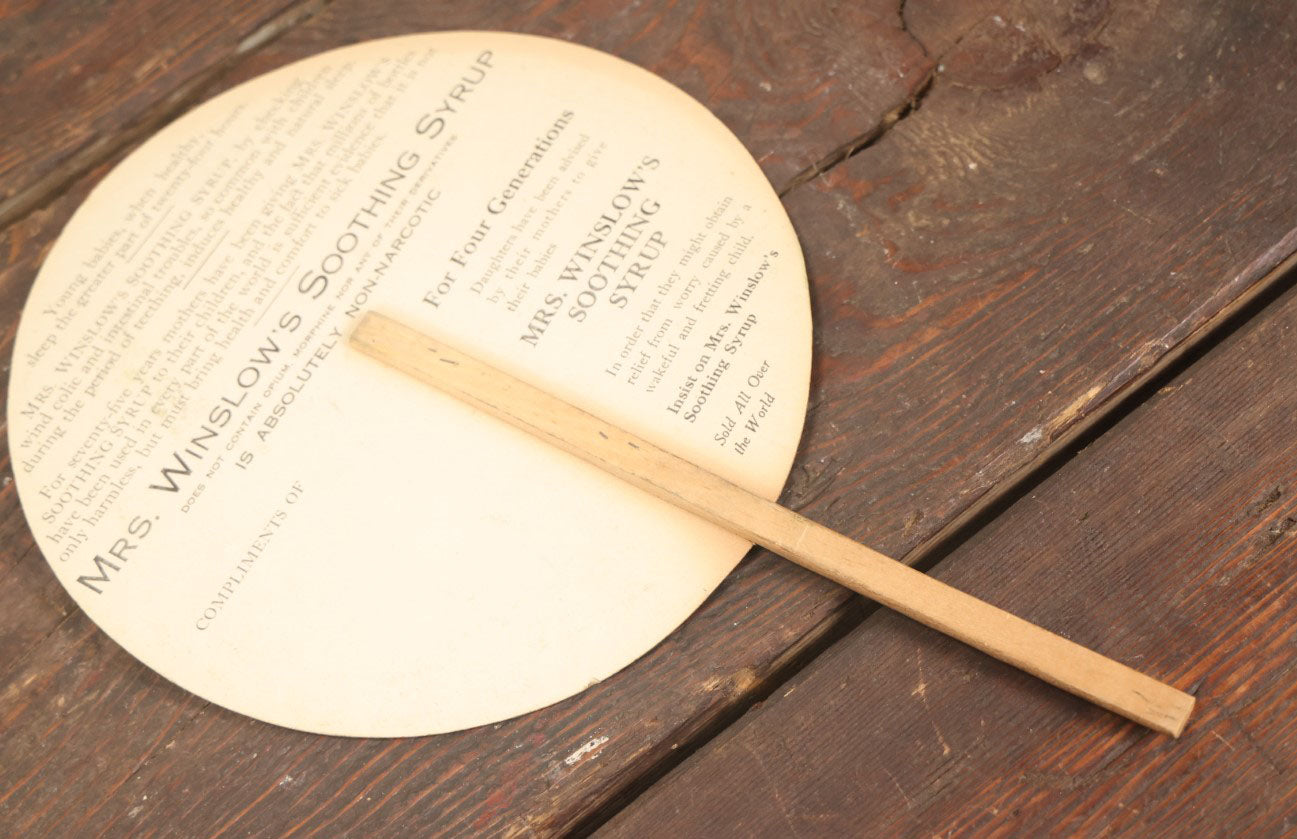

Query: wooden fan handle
350 311 1195 737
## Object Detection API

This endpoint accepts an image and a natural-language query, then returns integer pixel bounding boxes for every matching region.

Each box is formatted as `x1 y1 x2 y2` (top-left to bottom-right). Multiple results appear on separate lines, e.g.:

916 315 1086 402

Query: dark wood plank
598 267 1297 839
4 0 1297 836
212 0 934 193
782 0 1297 554
0 0 932 228
0 182 97 671
0 0 318 226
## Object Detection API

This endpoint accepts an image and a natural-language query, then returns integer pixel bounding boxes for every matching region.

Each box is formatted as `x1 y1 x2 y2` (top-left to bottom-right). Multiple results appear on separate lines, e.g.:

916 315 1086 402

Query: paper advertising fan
9 31 1191 738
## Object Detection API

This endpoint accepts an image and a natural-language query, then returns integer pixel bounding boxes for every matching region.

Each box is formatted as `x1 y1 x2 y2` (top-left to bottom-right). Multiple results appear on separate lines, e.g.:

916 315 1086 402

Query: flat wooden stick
350 311 1195 737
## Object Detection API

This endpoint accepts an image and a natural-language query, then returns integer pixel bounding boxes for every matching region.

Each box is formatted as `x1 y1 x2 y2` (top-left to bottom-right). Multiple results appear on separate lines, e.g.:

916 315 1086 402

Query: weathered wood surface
3 0 1297 836
600 265 1297 839
0 0 317 226
225 0 935 195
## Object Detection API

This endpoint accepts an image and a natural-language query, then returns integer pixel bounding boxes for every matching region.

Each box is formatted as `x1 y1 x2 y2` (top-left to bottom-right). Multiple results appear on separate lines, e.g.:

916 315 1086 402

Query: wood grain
2 0 1297 836
0 0 318 226
0 0 931 229
598 250 1297 839
214 0 933 194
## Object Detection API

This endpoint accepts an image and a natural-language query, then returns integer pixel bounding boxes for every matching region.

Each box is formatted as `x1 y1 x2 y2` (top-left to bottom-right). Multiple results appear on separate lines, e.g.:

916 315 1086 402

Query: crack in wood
777 70 934 198
775 0 974 198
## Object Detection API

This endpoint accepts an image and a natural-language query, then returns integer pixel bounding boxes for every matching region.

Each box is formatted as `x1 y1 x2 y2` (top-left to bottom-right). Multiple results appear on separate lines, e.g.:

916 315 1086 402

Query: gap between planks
564 248 1297 837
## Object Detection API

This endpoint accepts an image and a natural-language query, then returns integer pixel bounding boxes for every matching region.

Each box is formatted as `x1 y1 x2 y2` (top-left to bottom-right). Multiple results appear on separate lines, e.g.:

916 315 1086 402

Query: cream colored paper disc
9 32 811 735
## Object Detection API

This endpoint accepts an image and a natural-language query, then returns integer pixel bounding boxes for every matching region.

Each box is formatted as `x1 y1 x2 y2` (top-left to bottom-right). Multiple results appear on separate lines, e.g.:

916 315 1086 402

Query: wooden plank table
2 1 1296 836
